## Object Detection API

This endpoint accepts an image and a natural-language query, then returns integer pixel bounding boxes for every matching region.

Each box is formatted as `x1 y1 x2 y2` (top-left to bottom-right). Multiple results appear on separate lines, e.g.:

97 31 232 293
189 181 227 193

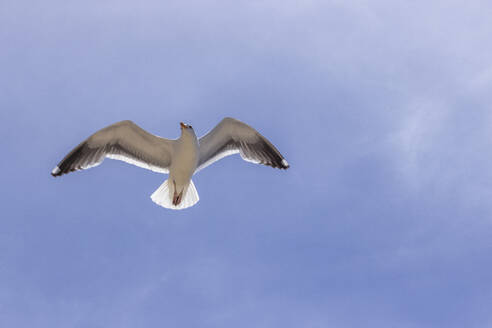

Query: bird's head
180 122 196 138
180 122 193 130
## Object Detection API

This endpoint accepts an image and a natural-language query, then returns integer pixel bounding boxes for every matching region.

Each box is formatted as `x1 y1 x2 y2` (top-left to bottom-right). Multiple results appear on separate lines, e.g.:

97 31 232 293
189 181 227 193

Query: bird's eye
189 125 193 129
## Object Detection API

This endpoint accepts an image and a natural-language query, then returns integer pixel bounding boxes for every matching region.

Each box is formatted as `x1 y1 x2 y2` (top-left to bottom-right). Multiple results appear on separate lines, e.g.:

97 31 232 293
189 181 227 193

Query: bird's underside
51 117 289 210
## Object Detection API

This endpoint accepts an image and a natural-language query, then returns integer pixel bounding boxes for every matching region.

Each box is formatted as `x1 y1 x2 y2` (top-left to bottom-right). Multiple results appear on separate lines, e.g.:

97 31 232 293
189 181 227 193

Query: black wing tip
263 158 289 170
51 142 93 178
51 165 78 177
51 166 62 177
254 139 290 170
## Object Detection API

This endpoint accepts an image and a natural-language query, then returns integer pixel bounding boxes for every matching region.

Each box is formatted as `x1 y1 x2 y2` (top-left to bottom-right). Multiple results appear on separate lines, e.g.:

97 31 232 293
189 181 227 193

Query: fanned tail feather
150 179 199 210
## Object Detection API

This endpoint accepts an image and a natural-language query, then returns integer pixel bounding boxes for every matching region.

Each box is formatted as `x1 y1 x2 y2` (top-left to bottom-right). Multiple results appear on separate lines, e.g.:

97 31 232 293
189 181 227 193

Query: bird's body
52 117 289 210
168 123 199 206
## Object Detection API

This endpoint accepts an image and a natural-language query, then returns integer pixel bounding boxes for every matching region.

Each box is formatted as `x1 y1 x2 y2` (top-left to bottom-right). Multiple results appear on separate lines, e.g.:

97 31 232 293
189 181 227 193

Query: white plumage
51 118 289 210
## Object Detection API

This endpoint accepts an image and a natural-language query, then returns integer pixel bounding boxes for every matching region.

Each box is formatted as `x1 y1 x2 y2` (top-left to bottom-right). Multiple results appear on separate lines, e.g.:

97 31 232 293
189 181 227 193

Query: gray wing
51 120 175 176
196 117 289 172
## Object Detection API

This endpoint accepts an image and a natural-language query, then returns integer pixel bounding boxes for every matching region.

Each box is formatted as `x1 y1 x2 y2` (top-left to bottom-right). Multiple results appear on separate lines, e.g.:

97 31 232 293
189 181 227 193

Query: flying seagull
51 118 289 210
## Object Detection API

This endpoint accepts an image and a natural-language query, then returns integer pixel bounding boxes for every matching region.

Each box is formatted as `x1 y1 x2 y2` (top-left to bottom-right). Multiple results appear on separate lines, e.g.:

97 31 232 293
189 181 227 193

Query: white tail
150 179 199 210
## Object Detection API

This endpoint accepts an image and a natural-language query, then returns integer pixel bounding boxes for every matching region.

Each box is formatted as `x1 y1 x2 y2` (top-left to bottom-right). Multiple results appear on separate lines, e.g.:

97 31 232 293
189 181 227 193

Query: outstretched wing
51 120 175 176
196 117 289 172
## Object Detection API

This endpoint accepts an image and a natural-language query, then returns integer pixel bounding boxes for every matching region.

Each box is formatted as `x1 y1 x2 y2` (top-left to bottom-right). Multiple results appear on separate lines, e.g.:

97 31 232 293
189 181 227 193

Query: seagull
51 117 289 210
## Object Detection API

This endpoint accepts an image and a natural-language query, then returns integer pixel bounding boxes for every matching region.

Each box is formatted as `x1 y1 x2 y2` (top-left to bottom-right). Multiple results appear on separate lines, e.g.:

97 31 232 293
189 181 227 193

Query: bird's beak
180 122 186 129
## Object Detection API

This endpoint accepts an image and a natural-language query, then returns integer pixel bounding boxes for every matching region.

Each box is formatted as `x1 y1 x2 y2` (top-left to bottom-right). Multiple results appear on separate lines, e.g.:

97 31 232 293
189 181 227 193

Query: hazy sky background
1 1 492 327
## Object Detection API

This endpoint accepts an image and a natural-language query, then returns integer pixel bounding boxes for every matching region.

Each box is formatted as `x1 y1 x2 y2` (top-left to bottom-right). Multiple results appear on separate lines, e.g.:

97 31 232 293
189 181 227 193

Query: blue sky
1 0 492 327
